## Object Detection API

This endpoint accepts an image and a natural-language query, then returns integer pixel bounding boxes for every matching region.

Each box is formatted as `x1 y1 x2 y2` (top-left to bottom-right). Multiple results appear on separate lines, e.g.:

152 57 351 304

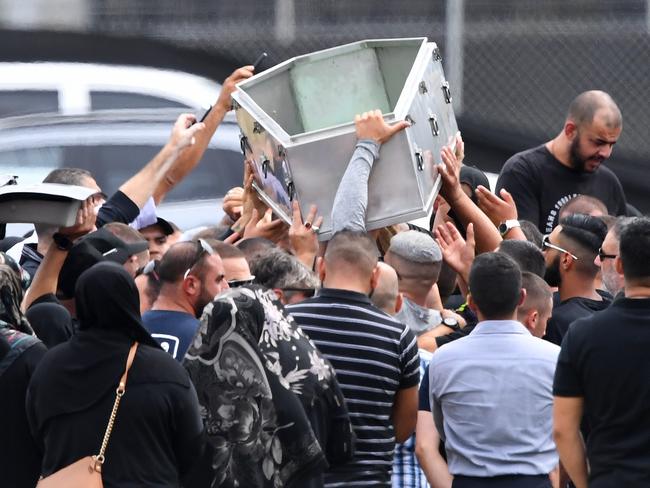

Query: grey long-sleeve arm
330 139 380 233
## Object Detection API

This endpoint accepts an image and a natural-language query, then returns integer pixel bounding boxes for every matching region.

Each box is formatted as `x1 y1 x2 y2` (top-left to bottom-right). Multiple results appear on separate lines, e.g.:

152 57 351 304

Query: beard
569 135 603 173
194 286 216 318
544 255 562 287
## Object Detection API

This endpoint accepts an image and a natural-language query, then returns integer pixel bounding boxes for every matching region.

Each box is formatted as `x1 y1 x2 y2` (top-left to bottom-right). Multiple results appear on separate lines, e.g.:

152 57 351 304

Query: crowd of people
0 63 648 488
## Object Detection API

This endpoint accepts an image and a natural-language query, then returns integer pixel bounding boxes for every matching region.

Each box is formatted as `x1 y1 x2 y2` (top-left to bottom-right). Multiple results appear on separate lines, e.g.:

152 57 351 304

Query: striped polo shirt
287 288 420 488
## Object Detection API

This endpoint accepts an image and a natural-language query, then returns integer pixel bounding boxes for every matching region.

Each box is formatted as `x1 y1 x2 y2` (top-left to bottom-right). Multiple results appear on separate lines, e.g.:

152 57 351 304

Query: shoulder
430 335 473 364
131 344 191 388
143 310 197 324
142 310 198 332
595 164 622 182
290 297 404 329
501 145 548 172
524 335 561 359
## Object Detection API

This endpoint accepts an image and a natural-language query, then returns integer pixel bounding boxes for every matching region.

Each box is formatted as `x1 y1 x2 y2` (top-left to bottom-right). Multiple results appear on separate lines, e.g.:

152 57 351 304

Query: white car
0 109 244 233
0 61 220 117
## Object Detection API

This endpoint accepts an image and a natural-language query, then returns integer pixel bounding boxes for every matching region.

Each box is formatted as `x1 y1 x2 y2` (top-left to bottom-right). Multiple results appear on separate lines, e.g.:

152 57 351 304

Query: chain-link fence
83 0 650 167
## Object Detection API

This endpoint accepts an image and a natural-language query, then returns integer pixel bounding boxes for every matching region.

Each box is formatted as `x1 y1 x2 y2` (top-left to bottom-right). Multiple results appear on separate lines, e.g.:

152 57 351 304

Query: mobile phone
253 52 268 71
192 105 213 125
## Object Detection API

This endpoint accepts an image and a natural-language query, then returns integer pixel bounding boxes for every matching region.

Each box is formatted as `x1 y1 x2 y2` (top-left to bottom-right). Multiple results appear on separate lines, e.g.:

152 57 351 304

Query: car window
0 145 244 202
91 92 189 110
0 90 59 118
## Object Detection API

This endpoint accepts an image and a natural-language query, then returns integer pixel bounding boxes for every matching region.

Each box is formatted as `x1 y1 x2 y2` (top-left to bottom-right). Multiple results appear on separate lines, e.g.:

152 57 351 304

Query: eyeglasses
281 287 316 298
598 247 617 260
542 235 579 260
183 239 215 280
227 276 256 288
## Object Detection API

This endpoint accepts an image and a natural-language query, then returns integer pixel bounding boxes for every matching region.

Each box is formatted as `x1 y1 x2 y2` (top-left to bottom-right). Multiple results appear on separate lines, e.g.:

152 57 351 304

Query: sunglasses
598 247 617 260
281 287 316 298
227 276 256 288
542 235 579 260
183 239 215 280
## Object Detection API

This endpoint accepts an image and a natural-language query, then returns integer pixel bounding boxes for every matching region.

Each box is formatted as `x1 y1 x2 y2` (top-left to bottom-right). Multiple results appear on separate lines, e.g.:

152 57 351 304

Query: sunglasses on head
183 239 215 280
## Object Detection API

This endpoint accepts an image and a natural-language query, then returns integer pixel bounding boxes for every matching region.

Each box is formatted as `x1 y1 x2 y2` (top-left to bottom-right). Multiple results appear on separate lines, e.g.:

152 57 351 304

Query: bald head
568 90 622 130
370 262 400 315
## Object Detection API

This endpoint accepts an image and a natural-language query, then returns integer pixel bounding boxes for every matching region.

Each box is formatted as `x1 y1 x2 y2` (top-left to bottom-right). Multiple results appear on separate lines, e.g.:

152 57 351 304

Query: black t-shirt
496 145 627 234
553 297 650 487
544 290 611 346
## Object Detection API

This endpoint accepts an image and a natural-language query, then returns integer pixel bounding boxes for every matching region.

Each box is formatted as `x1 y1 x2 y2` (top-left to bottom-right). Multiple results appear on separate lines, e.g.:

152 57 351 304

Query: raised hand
168 113 205 152
438 144 464 206
435 221 475 282
243 208 289 242
58 195 99 240
476 186 518 226
222 186 244 222
216 65 255 113
354 109 410 144
289 201 322 268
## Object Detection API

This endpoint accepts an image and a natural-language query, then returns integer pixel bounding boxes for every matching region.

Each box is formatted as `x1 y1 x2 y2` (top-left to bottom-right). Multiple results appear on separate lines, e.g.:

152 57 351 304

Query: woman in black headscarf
26 262 205 487
0 261 47 488
184 285 354 488
25 302 74 348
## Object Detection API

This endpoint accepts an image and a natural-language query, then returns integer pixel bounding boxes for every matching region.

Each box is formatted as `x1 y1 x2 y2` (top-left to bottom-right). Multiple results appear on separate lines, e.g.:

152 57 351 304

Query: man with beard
496 90 627 234
542 214 609 345
142 239 229 361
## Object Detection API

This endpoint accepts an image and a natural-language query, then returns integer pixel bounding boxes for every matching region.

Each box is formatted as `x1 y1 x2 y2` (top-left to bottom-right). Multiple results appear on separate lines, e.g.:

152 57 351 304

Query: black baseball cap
58 228 149 299
140 217 175 236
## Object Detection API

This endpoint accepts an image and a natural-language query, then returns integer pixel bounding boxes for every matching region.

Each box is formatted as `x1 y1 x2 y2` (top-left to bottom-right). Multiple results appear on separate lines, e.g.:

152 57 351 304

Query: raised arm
331 110 409 232
437 145 502 253
118 113 206 209
23 197 97 310
153 66 254 204
475 186 528 241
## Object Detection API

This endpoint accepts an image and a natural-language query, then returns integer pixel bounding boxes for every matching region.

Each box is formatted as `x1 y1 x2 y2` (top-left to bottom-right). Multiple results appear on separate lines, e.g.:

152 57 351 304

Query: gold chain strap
91 343 137 472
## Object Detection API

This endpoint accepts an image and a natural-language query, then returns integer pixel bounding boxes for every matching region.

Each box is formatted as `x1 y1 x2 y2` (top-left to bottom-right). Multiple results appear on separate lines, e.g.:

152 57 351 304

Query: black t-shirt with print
496 145 627 234
544 290 611 346
554 297 650 488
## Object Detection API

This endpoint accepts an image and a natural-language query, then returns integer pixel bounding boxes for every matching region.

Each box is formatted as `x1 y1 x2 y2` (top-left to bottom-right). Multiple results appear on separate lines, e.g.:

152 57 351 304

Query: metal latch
253 121 265 134
261 157 270 178
287 181 295 201
415 150 424 171
419 81 428 94
432 47 442 62
231 99 240 110
442 81 452 104
428 113 440 136
239 134 251 155
405 114 415 125
277 145 286 159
